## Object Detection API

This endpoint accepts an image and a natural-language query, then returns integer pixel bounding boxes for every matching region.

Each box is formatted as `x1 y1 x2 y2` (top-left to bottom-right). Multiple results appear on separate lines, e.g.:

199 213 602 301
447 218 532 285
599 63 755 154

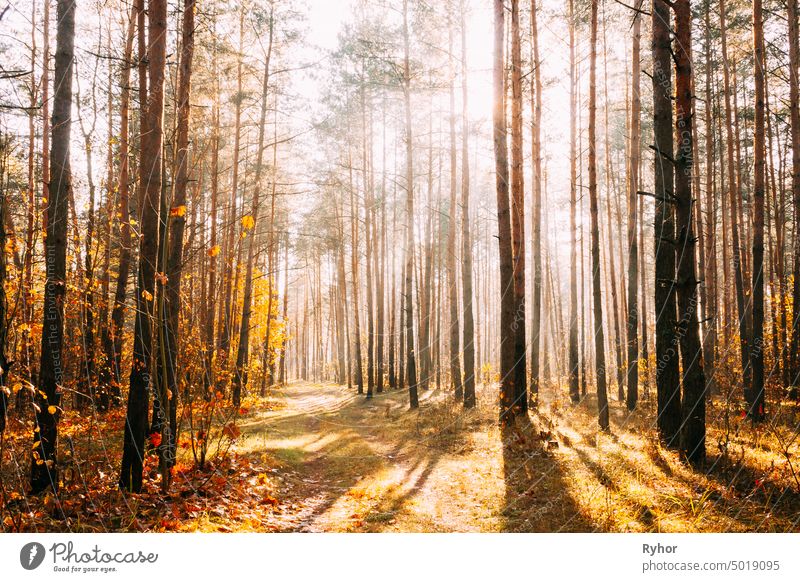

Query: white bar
1 533 798 581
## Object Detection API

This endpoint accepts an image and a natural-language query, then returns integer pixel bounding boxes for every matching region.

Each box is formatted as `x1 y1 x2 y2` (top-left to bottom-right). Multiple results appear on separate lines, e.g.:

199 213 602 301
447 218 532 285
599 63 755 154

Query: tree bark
674 0 707 464
32 0 74 494
460 0 476 408
494 0 516 422
652 0 681 447
589 0 609 431
626 1 641 411
119 0 166 493
749 0 766 420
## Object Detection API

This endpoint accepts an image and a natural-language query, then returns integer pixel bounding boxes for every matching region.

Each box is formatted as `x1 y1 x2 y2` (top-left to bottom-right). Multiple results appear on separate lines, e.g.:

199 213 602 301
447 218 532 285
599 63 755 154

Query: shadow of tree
500 415 595 532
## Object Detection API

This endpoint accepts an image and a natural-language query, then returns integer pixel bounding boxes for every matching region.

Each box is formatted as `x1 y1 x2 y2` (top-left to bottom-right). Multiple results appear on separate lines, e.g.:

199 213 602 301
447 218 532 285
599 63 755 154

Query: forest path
233 381 564 532
230 382 800 533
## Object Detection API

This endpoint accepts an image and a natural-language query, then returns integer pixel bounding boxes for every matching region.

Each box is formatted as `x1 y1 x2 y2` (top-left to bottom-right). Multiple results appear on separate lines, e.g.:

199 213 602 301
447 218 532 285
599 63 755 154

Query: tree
233 3 275 407
529 0 543 407
460 0 476 409
494 0 516 423
402 0 419 409
749 0 766 420
447 5 462 401
651 0 681 447
719 0 750 392
588 0 609 431
119 0 167 493
789 0 800 400
154 0 196 490
674 0 706 465
626 0 642 411
509 0 527 413
568 0 580 404
31 0 74 494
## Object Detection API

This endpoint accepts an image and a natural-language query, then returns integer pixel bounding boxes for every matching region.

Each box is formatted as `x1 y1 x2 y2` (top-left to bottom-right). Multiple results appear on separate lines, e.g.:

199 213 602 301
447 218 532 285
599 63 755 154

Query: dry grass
233 381 800 532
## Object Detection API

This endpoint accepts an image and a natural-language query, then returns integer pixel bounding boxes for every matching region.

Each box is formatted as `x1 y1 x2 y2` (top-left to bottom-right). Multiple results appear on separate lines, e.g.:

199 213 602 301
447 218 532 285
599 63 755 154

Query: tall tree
568 0 580 404
789 0 800 399
588 0 609 431
674 0 707 464
31 0 75 494
652 0 681 446
402 0 419 409
447 6 462 401
509 0 527 412
119 0 166 493
494 0 516 422
233 4 274 406
720 0 750 390
626 1 642 410
155 0 195 490
749 0 766 420
529 0 543 407
460 0 476 408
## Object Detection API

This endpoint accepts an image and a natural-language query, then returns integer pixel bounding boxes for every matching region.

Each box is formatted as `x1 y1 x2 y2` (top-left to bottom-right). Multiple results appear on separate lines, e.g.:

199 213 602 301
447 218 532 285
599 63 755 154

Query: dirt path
231 382 800 533
234 381 583 532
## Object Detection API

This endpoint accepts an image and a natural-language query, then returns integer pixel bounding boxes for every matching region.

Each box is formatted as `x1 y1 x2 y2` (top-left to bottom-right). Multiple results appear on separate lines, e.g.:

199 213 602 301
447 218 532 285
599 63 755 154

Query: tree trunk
530 0 543 408
119 0 166 493
588 0 609 431
233 6 274 406
626 2 641 411
460 0 476 409
652 0 681 447
509 0 527 413
749 0 766 420
155 0 195 491
447 15 463 401
789 0 800 399
674 0 707 464
568 0 580 404
32 0 74 494
720 0 750 392
402 0 419 409
494 0 516 423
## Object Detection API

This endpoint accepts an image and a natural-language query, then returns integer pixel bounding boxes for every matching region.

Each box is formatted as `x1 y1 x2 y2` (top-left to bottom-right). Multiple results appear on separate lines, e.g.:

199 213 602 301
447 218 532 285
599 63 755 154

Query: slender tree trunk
702 0 717 397
119 0 166 493
233 7 274 407
588 0 609 431
446 16 463 401
219 10 245 374
156 0 194 491
674 0 707 464
749 0 766 420
789 0 800 399
720 0 750 391
530 0 543 408
460 0 476 408
509 0 527 413
32 0 74 494
494 0 516 422
568 0 580 404
402 0 418 409
626 2 641 411
652 0 681 447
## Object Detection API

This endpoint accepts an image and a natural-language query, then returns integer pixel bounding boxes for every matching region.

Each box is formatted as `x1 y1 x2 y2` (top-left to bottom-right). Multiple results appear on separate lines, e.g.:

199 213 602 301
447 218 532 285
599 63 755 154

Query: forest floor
232 381 800 532
2 381 800 532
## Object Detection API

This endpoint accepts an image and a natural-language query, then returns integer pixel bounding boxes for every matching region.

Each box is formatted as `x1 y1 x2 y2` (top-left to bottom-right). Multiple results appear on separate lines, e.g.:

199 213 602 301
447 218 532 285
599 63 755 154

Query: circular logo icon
20 542 46 570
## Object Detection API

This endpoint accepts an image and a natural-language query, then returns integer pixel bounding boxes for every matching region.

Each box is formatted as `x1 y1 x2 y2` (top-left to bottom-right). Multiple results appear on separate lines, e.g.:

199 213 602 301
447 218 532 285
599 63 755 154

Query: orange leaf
222 423 241 440
149 432 163 448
